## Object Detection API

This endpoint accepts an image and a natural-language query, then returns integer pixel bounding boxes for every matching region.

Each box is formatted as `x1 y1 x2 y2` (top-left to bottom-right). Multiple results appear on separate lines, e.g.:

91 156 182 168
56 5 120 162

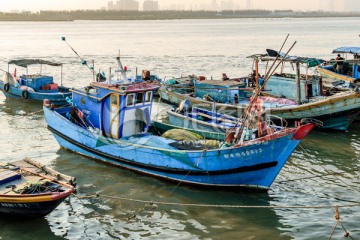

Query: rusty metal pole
296 61 301 104
255 58 259 88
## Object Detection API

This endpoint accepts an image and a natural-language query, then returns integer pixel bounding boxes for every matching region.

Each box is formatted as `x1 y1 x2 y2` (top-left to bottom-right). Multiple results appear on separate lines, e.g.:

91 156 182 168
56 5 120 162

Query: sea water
0 18 359 239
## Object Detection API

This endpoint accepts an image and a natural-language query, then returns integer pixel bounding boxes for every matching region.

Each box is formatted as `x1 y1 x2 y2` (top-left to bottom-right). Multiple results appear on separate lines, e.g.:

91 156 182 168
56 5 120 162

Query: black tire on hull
3 83 10 92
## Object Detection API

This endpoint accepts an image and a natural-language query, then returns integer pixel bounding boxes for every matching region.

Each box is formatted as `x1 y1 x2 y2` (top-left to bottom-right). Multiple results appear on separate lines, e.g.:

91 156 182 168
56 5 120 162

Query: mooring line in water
167 149 207 195
72 192 360 209
72 192 359 236
328 206 354 240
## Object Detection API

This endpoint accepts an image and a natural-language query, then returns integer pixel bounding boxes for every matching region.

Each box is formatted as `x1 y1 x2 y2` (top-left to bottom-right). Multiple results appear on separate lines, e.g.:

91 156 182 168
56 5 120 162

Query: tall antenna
61 36 96 77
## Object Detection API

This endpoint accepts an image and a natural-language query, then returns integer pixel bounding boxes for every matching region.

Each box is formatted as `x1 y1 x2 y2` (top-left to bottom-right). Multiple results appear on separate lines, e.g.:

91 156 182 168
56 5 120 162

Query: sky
0 0 358 12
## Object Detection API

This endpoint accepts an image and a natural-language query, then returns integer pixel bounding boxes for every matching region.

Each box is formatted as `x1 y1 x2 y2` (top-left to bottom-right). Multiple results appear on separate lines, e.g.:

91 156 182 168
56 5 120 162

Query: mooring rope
71 191 359 236
328 206 354 240
73 192 360 209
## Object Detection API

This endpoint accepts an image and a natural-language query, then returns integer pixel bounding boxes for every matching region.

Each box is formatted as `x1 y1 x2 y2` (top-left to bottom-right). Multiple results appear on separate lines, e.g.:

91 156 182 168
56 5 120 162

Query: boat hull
317 66 358 83
44 107 309 189
0 81 71 105
0 191 72 217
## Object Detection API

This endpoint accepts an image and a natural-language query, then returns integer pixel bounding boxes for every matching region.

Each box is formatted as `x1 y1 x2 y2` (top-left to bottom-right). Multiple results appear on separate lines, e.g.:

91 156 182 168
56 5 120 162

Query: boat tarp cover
162 129 203 141
303 58 324 67
332 47 360 55
262 49 324 66
8 59 62 68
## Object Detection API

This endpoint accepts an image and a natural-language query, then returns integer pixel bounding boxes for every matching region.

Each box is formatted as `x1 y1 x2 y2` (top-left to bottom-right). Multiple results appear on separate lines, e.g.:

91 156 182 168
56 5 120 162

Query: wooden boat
0 59 72 105
317 47 360 84
159 54 360 131
43 81 315 189
0 158 75 217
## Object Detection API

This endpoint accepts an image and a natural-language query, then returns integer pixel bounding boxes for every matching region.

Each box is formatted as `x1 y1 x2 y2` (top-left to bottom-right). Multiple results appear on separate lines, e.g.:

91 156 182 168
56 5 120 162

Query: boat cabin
194 80 247 104
71 82 159 139
7 59 67 93
249 52 325 103
266 73 322 101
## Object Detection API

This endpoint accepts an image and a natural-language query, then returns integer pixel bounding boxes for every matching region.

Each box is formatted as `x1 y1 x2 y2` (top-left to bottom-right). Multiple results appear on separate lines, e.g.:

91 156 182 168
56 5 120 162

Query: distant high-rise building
344 0 360 11
330 0 336 11
221 0 235 10
211 0 218 11
334 0 345 11
246 0 252 10
143 0 159 11
108 0 139 11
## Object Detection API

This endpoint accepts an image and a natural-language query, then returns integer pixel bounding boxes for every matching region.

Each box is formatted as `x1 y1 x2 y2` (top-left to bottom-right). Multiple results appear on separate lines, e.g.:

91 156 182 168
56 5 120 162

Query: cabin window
136 92 144 104
111 95 118 105
126 94 135 106
145 91 152 103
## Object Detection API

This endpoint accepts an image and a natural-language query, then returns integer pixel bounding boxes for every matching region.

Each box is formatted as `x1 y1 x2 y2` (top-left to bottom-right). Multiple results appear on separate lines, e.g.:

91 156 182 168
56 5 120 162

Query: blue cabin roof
332 47 360 55
71 82 159 139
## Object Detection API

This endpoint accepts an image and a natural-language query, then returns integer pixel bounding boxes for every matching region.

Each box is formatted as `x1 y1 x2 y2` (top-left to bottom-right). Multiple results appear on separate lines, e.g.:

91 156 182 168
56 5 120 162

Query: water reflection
0 217 63 240
47 152 290 239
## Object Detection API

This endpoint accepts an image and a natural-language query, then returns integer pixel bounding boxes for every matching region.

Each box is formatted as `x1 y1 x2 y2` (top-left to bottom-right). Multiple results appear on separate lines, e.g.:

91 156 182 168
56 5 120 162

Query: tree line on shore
0 10 359 21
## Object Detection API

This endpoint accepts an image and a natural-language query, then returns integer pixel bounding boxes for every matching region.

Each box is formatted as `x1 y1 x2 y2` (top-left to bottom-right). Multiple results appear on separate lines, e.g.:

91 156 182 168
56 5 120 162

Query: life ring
22 90 29 99
3 83 10 92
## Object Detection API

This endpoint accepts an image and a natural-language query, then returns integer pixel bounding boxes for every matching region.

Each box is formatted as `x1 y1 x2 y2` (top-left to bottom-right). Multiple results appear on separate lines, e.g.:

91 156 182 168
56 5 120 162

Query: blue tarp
332 47 360 55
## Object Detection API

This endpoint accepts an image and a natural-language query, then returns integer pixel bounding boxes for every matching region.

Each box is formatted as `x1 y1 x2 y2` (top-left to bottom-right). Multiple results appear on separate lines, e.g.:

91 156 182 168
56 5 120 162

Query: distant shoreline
1 10 360 21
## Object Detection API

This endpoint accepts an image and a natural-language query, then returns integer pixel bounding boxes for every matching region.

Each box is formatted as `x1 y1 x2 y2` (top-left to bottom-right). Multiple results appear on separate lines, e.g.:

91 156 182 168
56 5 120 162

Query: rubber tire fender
3 83 10 92
22 90 29 99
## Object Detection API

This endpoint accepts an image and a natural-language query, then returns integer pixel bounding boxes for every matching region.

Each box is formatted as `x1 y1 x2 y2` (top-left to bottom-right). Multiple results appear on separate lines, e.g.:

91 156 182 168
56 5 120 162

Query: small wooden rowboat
0 158 76 217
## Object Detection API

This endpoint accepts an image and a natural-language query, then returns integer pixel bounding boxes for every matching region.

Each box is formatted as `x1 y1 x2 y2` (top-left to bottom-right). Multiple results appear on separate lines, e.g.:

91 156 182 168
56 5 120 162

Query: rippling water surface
0 18 359 239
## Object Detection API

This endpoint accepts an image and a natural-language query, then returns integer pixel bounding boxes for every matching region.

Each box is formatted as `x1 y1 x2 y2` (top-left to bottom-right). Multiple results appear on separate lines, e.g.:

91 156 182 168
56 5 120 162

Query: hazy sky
0 0 353 12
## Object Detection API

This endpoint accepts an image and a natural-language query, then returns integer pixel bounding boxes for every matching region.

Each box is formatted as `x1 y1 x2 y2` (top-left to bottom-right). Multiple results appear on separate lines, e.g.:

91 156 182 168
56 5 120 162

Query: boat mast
255 58 259 88
61 64 63 86
295 61 301 104
116 50 127 82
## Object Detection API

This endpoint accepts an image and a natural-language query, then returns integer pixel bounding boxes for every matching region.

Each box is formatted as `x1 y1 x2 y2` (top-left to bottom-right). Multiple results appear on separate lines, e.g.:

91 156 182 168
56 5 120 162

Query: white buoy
2 72 16 85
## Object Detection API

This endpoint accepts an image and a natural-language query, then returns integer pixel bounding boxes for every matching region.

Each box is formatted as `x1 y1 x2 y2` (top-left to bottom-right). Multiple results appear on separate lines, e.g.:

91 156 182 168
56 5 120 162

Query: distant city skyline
2 0 360 12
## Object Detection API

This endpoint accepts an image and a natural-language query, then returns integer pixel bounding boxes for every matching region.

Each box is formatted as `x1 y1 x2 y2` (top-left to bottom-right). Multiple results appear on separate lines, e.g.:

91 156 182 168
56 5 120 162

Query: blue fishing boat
317 47 360 84
43 81 315 189
0 59 72 105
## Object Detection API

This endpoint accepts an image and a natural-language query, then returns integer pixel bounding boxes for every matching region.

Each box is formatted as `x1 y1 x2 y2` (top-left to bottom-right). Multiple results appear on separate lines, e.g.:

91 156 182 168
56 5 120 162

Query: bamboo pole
23 157 76 186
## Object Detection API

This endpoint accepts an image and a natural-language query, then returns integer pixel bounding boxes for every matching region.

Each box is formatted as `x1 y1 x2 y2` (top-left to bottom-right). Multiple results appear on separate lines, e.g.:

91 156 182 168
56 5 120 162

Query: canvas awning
332 47 360 55
8 59 62 68
247 49 325 67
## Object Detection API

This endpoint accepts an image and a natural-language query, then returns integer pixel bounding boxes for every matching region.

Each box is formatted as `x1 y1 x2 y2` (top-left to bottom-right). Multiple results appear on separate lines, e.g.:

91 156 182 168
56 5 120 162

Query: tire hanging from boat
22 90 29 99
3 83 10 92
